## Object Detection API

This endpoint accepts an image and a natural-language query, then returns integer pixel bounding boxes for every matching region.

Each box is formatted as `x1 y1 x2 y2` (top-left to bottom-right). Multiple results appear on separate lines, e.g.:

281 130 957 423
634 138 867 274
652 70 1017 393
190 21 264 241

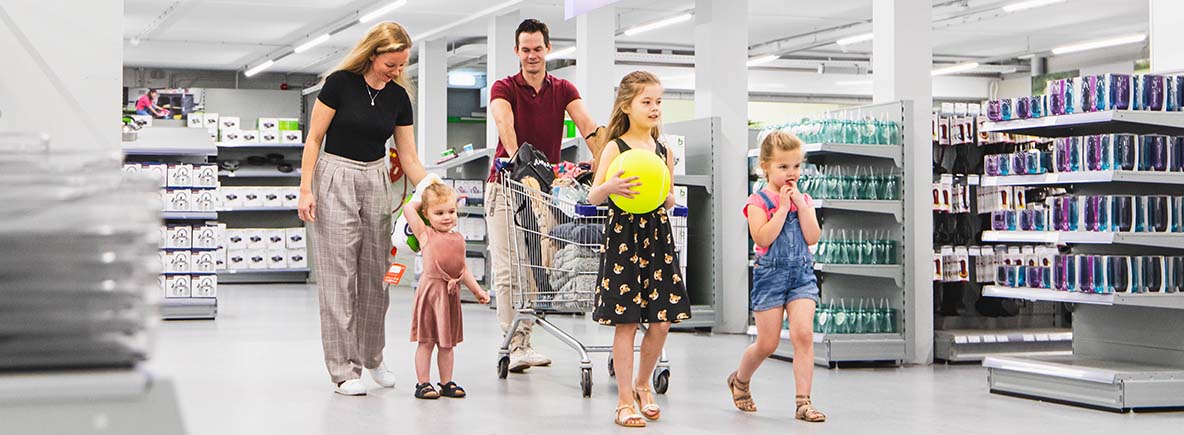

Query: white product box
267 249 288 269
165 188 193 211
214 247 228 271
285 228 306 250
191 274 218 298
122 163 141 175
204 113 219 131
159 275 167 298
226 249 248 271
165 275 191 298
221 187 243 209
280 130 302 144
144 163 167 187
191 250 217 273
281 187 300 208
165 225 192 249
241 188 264 207
246 249 269 269
159 251 168 272
257 117 280 133
246 229 267 250
165 250 192 273
664 134 687 175
192 225 218 249
287 249 308 269
187 113 204 128
259 130 281 145
262 187 284 208
674 186 689 207
265 229 286 250
194 164 218 187
193 189 218 212
454 180 485 204
220 116 240 132
226 229 247 250
240 130 260 144
220 129 243 144
460 217 485 241
466 257 486 281
167 164 193 188
158 226 168 249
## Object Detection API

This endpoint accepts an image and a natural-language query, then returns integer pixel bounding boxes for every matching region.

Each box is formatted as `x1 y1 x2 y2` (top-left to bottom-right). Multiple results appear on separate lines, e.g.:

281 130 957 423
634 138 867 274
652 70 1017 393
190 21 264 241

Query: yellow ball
607 149 671 214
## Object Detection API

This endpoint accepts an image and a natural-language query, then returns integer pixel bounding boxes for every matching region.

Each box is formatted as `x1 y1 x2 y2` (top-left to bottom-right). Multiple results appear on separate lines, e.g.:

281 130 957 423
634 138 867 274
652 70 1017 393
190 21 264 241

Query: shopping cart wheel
652 368 670 394
607 355 615 377
497 356 509 379
581 368 593 397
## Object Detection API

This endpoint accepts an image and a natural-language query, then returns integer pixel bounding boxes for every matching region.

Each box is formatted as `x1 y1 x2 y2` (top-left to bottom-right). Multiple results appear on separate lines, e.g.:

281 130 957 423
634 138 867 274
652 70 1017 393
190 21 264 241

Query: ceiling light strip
622 12 694 37
836 32 874 46
294 34 331 53
931 62 979 76
413 0 526 43
1001 0 1067 13
359 0 408 24
1050 33 1147 55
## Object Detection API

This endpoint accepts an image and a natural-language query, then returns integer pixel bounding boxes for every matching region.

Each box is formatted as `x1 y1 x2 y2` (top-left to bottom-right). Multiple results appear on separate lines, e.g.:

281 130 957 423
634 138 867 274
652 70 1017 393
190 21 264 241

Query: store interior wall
203 89 304 130
123 67 320 92
0 0 122 151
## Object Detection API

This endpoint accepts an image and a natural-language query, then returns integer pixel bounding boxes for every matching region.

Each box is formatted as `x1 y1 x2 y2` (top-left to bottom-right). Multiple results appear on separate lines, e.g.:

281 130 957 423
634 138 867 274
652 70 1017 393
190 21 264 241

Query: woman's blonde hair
331 22 414 94
758 130 804 165
606 71 663 142
421 180 455 208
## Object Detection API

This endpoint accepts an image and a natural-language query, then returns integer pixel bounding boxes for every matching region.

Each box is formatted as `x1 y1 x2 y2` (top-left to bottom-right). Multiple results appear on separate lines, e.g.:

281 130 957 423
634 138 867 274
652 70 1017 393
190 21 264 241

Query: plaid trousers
311 153 392 384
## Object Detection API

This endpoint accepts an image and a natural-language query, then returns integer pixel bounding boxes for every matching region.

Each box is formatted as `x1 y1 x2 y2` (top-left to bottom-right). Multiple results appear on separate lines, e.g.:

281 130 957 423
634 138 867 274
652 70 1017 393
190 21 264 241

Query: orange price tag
383 263 407 285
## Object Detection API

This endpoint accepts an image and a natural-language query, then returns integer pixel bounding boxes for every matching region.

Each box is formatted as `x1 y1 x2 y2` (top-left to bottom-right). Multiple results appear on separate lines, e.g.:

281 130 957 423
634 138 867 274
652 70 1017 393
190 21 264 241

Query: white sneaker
522 347 552 367
508 348 530 373
368 363 396 388
334 379 367 396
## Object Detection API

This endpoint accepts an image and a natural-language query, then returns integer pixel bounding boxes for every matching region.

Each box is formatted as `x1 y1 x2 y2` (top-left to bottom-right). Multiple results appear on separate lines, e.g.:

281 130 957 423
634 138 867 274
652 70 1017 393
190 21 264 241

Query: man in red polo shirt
487 18 603 373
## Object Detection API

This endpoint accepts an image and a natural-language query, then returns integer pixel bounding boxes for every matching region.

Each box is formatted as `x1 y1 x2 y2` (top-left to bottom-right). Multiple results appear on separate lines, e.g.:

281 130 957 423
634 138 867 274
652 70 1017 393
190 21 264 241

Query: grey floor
150 284 1183 435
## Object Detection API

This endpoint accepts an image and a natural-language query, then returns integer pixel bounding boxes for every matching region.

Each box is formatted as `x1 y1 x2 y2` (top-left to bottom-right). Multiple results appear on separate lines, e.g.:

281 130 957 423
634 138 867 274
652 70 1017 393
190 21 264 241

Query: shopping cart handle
671 206 688 217
575 204 601 217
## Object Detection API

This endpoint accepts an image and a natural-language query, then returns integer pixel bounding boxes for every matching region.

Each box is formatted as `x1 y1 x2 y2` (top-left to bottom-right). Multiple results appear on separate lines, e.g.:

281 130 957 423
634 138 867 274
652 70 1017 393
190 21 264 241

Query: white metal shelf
814 263 904 285
219 167 301 178
980 170 1184 187
981 110 1184 137
425 148 494 171
218 207 297 212
216 142 303 149
220 268 310 274
122 128 217 157
801 143 904 166
747 326 906 366
985 354 1184 410
162 211 218 220
675 175 711 188
161 297 217 320
983 285 1184 310
813 199 903 221
982 230 1184 247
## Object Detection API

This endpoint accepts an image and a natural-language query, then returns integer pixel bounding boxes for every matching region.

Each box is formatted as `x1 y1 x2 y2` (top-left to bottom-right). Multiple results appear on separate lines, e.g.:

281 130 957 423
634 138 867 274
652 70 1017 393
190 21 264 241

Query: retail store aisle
151 285 1180 435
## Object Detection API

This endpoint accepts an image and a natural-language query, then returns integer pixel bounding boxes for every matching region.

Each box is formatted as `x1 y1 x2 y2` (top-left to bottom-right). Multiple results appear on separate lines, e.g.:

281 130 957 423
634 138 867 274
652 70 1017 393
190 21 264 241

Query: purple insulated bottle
1146 75 1166 111
1081 76 1096 112
1050 80 1066 115
987 100 1002 121
1110 74 1131 110
1017 96 1031 119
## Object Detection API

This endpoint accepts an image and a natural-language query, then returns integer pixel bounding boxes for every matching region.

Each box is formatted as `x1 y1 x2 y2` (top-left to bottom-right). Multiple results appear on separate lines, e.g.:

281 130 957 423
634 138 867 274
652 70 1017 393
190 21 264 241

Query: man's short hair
515 18 550 48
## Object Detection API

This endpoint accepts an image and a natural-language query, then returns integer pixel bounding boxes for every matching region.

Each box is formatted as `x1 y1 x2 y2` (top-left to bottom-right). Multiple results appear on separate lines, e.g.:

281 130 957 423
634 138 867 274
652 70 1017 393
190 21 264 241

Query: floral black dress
593 138 692 325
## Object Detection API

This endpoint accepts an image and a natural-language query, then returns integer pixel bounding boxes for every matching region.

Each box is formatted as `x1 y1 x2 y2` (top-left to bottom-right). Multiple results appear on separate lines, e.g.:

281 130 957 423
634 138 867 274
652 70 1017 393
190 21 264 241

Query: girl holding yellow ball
588 71 691 428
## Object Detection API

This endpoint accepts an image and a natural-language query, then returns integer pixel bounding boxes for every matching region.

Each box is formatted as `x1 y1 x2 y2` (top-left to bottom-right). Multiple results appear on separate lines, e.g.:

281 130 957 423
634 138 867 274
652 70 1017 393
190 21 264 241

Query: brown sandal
633 386 661 421
726 371 757 412
615 404 646 428
795 395 826 422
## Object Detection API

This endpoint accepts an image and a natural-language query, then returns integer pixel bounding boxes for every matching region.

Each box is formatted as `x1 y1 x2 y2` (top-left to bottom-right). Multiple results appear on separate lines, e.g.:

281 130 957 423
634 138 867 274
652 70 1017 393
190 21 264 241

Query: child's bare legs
415 342 435 384
612 323 645 425
437 346 455 384
736 307 786 381
786 299 816 397
633 322 669 418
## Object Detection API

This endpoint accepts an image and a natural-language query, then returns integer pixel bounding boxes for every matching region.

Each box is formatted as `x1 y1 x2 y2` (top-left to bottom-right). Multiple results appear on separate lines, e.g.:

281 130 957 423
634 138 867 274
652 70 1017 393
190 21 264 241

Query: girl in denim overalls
726 131 826 423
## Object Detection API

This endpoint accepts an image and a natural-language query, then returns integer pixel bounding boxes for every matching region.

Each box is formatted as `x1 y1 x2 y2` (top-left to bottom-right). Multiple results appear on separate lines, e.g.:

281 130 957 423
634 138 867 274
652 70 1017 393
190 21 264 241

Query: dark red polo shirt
487 71 581 181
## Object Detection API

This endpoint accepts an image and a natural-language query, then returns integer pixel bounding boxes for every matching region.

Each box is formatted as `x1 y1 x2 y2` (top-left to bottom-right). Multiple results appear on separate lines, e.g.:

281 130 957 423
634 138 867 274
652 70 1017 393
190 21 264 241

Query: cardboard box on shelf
192 226 218 249
220 116 240 132
191 251 217 273
257 117 280 133
246 249 268 269
466 256 486 282
166 164 193 188
203 113 219 131
221 187 243 209
259 130 281 144
220 129 243 144
261 187 284 207
165 225 192 249
159 276 167 298
165 250 192 273
277 118 300 131
664 134 687 175
241 188 264 207
267 249 288 269
240 130 260 144
214 247 228 271
245 229 267 250
191 274 217 298
674 186 688 207
285 228 306 250
281 188 299 208
193 189 218 212
187 113 205 129
455 180 484 204
194 164 218 187
226 249 248 271
165 275 191 298
287 249 308 269
280 130 302 144
122 163 141 175
144 164 167 186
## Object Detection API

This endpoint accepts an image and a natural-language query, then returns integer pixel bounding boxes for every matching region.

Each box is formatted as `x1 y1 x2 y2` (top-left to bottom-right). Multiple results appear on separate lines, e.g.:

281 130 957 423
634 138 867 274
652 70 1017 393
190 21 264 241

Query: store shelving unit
981 170 1184 186
978 109 1184 411
745 101 923 366
121 127 219 320
216 142 304 149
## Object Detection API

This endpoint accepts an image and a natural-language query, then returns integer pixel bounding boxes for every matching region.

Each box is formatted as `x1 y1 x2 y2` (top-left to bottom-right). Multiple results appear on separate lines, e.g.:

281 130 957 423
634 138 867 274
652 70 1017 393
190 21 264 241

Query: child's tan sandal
795 395 826 422
615 405 647 428
726 371 757 412
633 386 661 421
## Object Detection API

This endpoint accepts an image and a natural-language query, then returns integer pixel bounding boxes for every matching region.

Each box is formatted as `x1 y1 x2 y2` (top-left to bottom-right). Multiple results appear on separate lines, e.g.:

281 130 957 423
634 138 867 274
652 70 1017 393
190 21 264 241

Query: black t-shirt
317 70 414 162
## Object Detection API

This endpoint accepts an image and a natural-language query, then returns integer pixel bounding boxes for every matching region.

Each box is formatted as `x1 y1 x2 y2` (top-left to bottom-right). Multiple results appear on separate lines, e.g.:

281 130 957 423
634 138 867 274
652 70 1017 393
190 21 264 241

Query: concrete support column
417 38 447 160
694 0 748 334
1150 0 1184 74
486 11 521 150
873 0 934 365
574 5 616 161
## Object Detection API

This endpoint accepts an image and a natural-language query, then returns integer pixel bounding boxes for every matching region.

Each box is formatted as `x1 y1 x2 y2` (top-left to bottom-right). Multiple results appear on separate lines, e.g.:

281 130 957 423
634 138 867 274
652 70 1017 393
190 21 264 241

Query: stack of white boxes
160 223 224 298
189 113 300 145
122 162 219 212
224 227 307 271
219 186 300 210
257 117 301 145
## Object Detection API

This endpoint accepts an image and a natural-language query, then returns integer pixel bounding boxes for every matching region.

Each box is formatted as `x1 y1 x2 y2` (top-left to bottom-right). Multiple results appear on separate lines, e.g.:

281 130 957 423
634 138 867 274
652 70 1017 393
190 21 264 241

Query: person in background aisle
136 89 168 118
588 71 691 428
486 18 607 373
403 178 491 400
297 21 428 397
726 130 826 423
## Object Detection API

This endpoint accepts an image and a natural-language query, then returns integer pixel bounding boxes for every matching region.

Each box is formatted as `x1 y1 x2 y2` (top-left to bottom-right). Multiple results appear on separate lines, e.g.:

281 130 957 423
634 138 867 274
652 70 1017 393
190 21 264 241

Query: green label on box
278 119 300 131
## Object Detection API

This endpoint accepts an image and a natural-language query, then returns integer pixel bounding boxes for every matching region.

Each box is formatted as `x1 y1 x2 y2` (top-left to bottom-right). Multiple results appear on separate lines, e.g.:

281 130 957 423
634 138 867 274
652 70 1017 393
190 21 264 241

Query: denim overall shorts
750 191 820 311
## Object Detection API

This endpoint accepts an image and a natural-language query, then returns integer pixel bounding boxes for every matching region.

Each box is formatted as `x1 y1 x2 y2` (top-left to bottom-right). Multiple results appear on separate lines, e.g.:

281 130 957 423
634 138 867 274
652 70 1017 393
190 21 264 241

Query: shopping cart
495 172 683 397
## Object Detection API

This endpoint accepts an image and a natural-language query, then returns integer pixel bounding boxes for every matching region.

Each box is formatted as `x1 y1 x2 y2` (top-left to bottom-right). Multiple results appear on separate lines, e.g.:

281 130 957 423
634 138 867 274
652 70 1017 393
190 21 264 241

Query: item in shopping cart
606 149 671 214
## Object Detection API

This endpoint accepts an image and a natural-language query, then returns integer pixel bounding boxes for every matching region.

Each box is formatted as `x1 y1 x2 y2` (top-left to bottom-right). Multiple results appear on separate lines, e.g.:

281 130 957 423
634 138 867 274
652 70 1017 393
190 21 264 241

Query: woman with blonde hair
298 21 428 396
